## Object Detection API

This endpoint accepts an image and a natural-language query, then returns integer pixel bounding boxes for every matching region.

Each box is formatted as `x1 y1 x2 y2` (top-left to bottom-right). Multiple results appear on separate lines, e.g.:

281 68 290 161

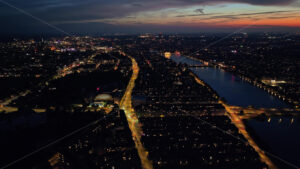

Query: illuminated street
0 53 96 114
192 72 277 169
221 101 277 169
120 53 153 169
0 31 299 169
0 90 30 113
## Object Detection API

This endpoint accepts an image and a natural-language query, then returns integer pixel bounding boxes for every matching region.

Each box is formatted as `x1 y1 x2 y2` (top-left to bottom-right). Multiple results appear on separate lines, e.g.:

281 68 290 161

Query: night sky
1 0 300 35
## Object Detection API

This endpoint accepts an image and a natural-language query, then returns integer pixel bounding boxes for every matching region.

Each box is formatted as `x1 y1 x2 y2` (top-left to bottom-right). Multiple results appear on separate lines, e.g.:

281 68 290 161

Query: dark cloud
176 13 221 17
0 0 298 35
131 3 143 7
177 10 299 19
1 0 297 21
194 8 205 14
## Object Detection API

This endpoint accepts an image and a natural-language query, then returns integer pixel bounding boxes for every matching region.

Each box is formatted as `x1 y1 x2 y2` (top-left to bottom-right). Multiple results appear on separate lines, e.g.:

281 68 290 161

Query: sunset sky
1 0 300 35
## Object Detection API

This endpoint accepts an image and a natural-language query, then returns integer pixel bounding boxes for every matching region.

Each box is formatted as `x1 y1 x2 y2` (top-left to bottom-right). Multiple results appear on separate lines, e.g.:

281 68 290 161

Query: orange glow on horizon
116 11 300 29
177 18 300 28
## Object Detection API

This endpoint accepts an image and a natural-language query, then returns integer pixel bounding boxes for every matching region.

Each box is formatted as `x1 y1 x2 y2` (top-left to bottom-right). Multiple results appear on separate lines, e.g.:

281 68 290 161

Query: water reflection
248 117 300 167
172 55 288 108
172 55 300 168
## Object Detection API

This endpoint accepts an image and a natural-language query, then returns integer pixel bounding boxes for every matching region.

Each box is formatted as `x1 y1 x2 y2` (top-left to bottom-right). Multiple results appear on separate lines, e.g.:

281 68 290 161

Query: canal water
171 55 300 168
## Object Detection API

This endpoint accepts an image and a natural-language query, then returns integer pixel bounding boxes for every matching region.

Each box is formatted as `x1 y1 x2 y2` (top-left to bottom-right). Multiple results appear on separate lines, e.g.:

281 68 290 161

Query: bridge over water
222 102 300 120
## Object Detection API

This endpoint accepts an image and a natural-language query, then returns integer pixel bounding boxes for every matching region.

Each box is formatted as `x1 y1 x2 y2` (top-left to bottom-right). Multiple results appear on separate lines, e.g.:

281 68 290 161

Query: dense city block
0 34 299 169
